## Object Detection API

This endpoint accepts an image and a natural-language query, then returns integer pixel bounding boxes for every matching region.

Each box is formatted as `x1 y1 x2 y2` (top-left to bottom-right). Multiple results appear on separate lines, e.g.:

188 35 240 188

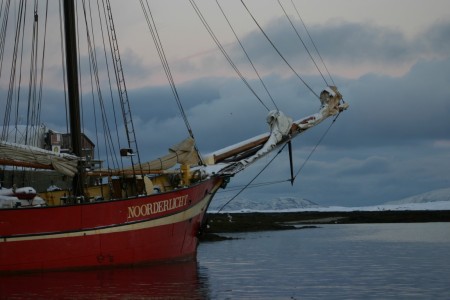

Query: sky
1 0 450 207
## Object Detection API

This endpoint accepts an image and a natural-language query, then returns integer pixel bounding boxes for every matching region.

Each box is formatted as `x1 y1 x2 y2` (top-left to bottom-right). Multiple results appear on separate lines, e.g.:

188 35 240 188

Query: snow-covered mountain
208 196 320 212
384 188 450 205
209 188 450 213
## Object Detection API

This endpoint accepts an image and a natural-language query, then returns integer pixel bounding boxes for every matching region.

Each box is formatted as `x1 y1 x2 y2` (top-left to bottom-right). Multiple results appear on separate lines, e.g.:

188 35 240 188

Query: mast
63 0 83 196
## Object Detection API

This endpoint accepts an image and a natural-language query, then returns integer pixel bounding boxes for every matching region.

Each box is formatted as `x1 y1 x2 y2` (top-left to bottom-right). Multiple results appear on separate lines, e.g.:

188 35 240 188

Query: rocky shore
203 210 450 234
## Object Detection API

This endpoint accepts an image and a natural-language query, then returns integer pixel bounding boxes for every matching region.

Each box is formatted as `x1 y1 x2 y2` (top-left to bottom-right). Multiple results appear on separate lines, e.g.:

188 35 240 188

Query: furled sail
0 141 79 177
241 110 292 166
124 137 202 173
297 86 347 130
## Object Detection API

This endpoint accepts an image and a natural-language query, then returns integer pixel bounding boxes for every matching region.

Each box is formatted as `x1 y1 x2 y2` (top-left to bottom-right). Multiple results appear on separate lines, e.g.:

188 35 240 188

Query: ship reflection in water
0 260 208 299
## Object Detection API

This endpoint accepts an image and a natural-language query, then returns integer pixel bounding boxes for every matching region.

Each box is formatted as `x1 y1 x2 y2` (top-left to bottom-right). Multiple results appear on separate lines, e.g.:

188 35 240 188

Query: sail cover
242 110 292 166
0 141 79 177
125 137 201 172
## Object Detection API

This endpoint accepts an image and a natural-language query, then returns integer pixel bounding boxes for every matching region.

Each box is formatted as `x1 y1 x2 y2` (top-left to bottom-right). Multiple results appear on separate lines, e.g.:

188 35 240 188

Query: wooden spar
63 0 84 196
213 135 269 163
0 159 54 170
86 169 177 177
208 118 305 164
0 161 178 178
288 141 294 185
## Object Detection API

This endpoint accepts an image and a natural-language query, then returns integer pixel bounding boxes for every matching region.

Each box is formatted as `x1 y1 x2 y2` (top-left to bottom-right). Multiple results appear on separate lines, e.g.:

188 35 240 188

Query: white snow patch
209 188 450 213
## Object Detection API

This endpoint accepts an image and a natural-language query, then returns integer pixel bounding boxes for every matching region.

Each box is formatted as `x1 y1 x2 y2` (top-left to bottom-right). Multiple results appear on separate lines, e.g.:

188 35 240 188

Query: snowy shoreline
209 200 450 214
209 188 450 213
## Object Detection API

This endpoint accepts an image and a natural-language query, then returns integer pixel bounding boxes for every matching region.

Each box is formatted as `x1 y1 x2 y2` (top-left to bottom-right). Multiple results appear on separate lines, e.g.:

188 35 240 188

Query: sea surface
1 223 449 299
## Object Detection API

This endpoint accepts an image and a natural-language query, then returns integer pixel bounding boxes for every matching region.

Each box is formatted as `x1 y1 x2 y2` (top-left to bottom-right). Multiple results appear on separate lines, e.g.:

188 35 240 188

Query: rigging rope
141 0 205 165
0 0 11 79
217 112 341 211
277 0 328 86
241 0 320 100
140 0 198 136
25 1 38 145
104 0 144 175
81 0 121 170
290 0 336 87
84 2 115 182
292 112 341 181
189 0 270 112
216 0 278 111
83 0 107 169
15 0 27 143
98 0 127 171
36 0 49 130
217 143 288 213
2 0 24 140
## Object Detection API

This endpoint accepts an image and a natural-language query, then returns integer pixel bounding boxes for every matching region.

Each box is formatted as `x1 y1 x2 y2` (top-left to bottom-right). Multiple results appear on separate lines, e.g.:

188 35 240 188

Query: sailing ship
0 1 348 272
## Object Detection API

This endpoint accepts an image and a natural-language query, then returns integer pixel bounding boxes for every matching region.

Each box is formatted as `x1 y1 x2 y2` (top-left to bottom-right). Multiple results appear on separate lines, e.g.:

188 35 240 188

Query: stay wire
141 1 206 164
7 0 26 142
293 112 341 181
216 0 278 111
36 0 49 128
290 0 336 87
217 112 341 206
96 0 125 171
241 0 320 100
15 0 27 140
141 0 199 140
25 1 39 145
0 0 11 79
93 0 106 167
278 0 328 86
189 0 270 112
0 0 12 139
99 0 126 170
2 0 19 138
217 143 288 213
82 0 120 170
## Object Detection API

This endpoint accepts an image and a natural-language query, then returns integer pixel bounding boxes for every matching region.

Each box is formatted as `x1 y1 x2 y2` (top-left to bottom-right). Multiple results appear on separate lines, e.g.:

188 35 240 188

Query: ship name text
127 195 189 219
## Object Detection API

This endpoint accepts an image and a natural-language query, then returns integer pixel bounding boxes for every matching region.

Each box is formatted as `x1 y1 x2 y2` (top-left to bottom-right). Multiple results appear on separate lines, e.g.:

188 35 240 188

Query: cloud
420 20 450 57
170 17 450 80
330 57 450 148
312 21 412 64
155 54 450 153
336 156 391 176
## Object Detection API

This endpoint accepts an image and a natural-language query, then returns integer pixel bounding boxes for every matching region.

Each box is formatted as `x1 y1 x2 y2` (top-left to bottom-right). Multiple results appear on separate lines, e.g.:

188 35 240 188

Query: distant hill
209 188 450 212
208 196 320 212
384 188 450 205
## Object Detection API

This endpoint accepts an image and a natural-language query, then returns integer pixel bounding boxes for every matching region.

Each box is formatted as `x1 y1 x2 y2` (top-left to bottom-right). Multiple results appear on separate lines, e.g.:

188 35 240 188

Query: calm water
1 223 449 299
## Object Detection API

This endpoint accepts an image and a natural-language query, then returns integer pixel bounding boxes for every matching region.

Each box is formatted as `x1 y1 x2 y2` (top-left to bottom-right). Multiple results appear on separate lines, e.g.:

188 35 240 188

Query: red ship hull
0 177 222 273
